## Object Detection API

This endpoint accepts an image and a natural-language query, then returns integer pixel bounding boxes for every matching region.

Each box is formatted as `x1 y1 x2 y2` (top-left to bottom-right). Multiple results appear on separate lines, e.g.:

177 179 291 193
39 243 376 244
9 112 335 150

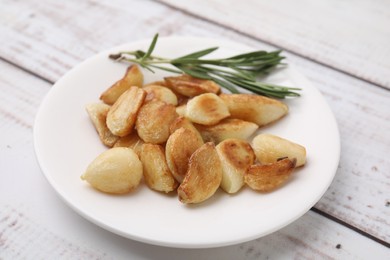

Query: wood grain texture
0 0 389 245
0 61 388 259
158 0 390 89
280 49 390 243
0 206 109 259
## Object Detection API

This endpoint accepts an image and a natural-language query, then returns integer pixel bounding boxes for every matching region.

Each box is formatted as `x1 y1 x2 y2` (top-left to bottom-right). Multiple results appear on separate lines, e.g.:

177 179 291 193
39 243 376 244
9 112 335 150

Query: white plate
34 36 340 248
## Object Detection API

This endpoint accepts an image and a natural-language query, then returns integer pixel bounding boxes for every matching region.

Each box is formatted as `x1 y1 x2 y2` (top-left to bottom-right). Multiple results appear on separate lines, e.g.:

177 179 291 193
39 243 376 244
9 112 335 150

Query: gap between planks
154 0 390 93
311 208 390 249
0 56 54 85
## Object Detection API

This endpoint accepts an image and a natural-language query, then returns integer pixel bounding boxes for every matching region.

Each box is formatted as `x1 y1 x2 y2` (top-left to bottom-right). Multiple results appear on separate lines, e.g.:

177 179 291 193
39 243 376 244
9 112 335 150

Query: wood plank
158 0 390 89
279 50 390 243
0 60 388 260
0 0 389 243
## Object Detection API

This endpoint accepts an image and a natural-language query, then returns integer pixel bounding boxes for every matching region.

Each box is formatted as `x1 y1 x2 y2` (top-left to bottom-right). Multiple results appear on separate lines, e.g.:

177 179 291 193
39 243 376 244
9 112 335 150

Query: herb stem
109 34 300 98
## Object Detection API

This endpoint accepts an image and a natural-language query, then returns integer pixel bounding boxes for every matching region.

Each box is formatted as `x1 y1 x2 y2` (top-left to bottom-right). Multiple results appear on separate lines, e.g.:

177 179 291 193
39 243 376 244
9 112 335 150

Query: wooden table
1 0 389 258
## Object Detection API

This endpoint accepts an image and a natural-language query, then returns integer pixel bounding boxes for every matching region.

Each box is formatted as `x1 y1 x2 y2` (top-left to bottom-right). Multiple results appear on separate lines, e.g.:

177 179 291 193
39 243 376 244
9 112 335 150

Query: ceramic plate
34 36 340 248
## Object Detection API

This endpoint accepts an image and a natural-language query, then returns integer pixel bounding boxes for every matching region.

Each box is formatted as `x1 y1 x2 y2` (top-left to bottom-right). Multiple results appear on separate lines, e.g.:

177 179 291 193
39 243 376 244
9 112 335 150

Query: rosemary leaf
173 65 212 80
177 47 219 59
141 34 158 61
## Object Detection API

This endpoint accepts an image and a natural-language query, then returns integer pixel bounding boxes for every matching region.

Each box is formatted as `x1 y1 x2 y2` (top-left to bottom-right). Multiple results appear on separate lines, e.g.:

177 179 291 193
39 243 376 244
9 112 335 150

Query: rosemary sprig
109 34 300 98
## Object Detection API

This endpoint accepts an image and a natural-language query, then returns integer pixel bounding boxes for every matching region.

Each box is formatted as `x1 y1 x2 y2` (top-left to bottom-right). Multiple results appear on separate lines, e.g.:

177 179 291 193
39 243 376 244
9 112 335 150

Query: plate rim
33 36 341 248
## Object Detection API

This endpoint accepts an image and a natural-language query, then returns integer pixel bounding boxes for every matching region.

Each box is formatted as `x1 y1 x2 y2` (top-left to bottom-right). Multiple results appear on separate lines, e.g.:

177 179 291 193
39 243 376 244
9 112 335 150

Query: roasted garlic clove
85 103 119 147
195 118 258 144
185 93 230 125
220 93 288 127
178 142 223 204
143 84 178 106
106 87 146 137
113 131 144 156
165 127 204 183
175 104 187 117
100 65 143 105
244 158 296 192
252 133 306 167
169 116 203 142
140 143 178 193
136 100 178 144
216 139 255 194
164 74 220 97
143 80 167 87
81 147 143 194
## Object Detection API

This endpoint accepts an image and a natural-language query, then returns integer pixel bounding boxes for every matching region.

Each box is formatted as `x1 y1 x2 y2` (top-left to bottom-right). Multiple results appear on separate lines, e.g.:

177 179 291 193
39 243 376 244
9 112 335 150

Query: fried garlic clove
136 100 178 144
140 143 178 193
175 104 187 117
164 74 220 97
244 158 296 192
85 103 119 147
100 65 143 105
143 80 167 87
169 116 203 142
195 118 258 144
113 131 144 156
178 142 223 204
216 139 255 194
81 147 143 194
252 133 306 167
106 86 146 137
165 127 204 183
143 84 178 106
185 93 230 125
220 93 288 127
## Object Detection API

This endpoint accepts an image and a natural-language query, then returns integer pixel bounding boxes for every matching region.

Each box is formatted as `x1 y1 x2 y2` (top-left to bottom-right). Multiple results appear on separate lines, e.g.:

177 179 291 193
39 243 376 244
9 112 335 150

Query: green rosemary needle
109 34 300 98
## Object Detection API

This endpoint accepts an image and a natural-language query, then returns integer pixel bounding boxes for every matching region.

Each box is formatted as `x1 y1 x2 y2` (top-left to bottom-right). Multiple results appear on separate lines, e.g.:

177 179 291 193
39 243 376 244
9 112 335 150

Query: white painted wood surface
159 0 390 89
0 0 389 258
0 58 388 259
